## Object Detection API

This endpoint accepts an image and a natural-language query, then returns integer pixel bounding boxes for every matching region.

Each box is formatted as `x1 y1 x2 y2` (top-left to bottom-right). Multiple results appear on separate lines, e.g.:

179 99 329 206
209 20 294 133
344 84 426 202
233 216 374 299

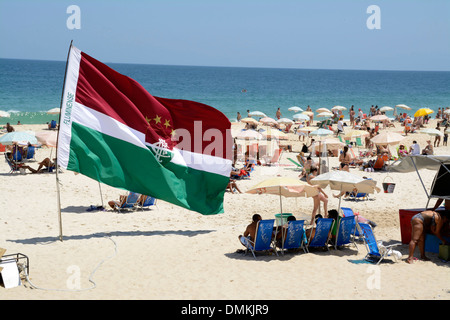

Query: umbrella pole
98 182 104 208
338 184 343 214
279 186 282 213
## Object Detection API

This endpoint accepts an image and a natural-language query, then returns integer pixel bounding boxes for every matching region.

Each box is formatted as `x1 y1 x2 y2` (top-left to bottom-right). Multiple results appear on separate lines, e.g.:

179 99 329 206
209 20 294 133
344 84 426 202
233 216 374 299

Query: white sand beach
0 118 449 300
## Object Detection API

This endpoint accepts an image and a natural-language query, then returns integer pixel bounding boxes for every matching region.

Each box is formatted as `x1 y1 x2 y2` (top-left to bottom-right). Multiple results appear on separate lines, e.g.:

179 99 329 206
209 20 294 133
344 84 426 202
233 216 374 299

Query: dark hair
287 215 296 222
252 214 262 222
328 209 339 220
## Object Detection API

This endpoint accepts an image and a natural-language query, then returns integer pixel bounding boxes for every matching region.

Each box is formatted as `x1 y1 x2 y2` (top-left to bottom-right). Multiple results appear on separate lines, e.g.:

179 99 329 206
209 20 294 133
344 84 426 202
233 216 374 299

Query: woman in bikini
406 209 449 264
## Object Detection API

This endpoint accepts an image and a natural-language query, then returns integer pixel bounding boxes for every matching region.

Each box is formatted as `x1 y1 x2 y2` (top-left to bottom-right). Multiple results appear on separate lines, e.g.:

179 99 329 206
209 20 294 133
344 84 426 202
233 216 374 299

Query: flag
57 45 232 215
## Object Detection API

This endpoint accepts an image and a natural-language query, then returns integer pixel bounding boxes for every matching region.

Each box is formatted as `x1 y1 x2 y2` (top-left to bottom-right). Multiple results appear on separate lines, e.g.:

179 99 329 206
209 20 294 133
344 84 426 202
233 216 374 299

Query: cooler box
399 208 424 244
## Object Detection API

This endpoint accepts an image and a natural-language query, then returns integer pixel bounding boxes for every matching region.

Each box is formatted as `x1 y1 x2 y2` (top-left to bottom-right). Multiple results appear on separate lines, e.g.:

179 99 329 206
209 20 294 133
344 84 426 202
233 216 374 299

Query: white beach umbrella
236 129 263 140
47 107 61 114
36 131 58 147
443 109 450 115
277 118 294 125
259 117 278 125
310 171 380 212
370 131 404 145
241 117 259 124
332 106 346 111
288 106 303 113
316 112 333 118
293 113 310 121
395 104 411 110
380 106 394 112
0 110 11 118
370 114 389 122
419 128 444 137
248 111 267 118
316 108 331 114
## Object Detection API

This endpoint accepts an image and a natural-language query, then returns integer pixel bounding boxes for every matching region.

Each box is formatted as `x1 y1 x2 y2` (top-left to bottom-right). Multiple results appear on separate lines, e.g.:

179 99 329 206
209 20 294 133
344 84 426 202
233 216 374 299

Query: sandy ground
0 118 449 300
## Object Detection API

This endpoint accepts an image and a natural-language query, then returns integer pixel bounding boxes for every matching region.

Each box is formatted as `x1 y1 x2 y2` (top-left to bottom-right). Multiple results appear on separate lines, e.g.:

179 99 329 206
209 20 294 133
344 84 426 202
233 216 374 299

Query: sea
1 58 449 125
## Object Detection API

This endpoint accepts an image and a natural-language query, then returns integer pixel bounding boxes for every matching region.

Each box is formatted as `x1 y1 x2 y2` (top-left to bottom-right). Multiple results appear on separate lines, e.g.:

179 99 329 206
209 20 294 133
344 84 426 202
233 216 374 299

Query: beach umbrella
414 108 434 118
332 106 346 111
443 109 450 115
419 128 444 137
246 177 319 213
261 128 288 140
0 131 38 145
316 108 331 114
241 117 259 124
297 126 317 133
302 111 314 116
35 131 58 147
47 107 61 114
344 129 369 138
248 111 267 118
370 114 389 122
236 129 263 140
288 106 303 112
316 112 333 118
293 113 310 121
395 104 411 110
380 106 394 112
370 131 404 145
310 171 380 212
312 138 344 150
277 118 294 125
0 110 11 118
259 117 277 125
309 128 334 137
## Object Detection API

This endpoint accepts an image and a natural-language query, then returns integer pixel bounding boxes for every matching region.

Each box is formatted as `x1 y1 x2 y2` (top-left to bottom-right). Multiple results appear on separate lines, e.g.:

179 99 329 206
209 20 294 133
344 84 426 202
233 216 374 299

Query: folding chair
305 218 334 252
287 157 303 171
243 219 278 259
357 223 401 264
333 216 358 251
340 207 362 238
113 192 141 212
276 220 307 254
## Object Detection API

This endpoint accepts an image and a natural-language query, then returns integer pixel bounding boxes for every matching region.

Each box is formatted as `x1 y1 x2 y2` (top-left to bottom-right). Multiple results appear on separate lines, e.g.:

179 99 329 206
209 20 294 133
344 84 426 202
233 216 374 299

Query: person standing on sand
276 108 282 119
434 125 441 147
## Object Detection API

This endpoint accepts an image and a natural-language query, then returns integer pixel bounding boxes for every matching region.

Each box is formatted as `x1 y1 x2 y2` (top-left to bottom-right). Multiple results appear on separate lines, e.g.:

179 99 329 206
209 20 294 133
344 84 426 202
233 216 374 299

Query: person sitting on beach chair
226 178 242 194
21 157 56 173
238 214 262 248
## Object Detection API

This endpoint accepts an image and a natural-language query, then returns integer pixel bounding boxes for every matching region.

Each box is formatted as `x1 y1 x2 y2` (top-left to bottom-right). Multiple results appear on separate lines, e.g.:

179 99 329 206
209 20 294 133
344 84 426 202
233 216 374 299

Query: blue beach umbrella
0 131 38 145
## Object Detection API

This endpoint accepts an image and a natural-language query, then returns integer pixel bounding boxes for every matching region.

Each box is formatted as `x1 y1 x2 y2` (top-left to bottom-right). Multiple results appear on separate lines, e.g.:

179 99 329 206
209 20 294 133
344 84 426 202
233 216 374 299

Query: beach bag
382 176 396 193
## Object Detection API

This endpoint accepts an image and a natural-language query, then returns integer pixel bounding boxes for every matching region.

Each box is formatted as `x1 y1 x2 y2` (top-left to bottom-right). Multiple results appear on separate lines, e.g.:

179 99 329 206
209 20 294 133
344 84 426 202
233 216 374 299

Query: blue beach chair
358 223 401 264
138 195 157 211
113 191 141 212
277 220 307 253
25 146 36 161
306 218 334 252
243 219 277 259
333 216 358 251
340 207 362 238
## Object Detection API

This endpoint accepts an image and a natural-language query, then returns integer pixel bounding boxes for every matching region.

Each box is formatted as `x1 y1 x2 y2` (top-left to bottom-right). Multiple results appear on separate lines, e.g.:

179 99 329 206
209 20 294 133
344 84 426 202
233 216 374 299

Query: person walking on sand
406 208 449 264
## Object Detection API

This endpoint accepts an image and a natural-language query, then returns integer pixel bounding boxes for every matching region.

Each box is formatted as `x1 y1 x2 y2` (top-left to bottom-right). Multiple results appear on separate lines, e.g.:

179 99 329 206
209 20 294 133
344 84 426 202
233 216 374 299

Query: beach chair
333 216 358 251
355 137 364 147
113 191 141 212
347 192 368 201
340 207 362 238
305 218 334 252
244 219 278 259
137 195 157 211
287 157 303 171
25 146 36 161
276 220 307 253
262 148 282 166
49 120 57 129
5 153 22 174
358 223 401 264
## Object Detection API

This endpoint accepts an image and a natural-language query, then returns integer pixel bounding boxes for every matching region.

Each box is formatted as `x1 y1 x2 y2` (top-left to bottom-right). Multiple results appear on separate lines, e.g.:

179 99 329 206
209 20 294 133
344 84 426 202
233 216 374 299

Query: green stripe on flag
67 122 228 215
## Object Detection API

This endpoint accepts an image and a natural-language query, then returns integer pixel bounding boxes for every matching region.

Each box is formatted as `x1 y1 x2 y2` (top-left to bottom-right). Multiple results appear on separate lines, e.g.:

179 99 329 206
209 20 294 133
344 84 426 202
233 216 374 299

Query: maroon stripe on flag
75 51 231 159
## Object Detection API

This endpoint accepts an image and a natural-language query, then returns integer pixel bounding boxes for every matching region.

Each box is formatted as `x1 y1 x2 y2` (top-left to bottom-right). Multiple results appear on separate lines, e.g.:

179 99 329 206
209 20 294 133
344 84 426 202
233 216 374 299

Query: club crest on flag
148 138 173 164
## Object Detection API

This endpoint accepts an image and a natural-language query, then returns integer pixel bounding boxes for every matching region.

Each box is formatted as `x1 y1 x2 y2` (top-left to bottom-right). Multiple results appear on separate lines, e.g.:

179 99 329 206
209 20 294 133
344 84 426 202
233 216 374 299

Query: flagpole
55 40 74 242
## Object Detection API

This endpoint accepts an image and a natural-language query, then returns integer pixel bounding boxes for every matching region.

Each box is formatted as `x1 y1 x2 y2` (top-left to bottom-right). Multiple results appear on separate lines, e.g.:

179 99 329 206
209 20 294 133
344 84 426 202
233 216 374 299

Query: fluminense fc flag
57 45 232 215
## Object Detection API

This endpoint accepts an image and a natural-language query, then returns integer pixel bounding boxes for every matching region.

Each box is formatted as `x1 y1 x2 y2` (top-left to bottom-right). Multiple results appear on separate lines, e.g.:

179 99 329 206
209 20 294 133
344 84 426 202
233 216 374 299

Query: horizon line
1 56 450 73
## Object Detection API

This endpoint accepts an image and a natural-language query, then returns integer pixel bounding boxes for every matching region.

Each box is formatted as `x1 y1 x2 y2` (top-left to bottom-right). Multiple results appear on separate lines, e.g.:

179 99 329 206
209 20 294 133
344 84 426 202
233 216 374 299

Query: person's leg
407 218 423 263
321 194 328 218
417 232 429 261
310 196 319 225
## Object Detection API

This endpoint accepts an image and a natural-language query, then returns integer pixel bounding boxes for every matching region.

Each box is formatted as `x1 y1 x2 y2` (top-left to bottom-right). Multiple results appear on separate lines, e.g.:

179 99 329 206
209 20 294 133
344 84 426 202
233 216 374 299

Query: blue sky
0 0 449 71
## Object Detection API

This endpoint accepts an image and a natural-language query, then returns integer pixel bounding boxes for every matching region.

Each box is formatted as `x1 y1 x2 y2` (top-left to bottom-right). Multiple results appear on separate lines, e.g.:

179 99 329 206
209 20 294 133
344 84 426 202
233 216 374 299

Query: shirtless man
406 210 449 264
239 214 262 248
